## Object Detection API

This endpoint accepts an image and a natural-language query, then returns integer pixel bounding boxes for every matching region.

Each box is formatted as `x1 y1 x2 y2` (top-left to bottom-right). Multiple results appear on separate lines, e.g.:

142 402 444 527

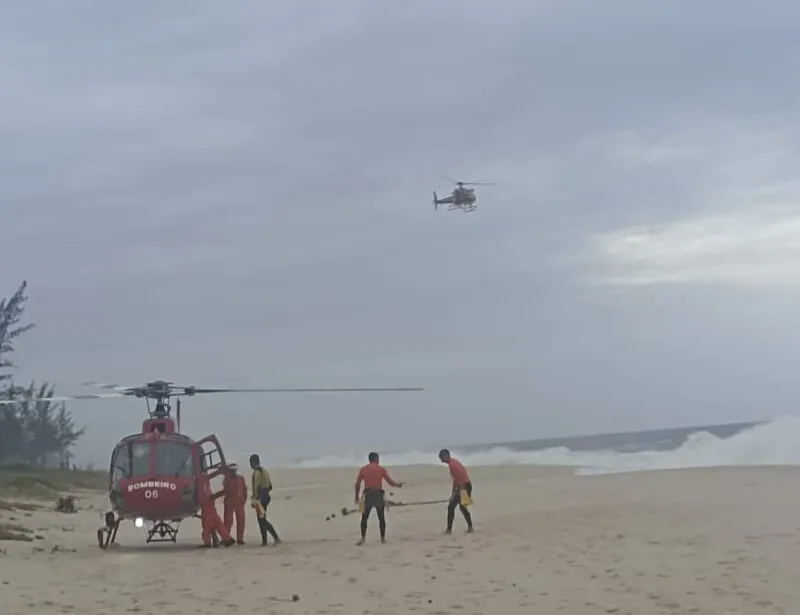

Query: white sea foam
284 416 800 475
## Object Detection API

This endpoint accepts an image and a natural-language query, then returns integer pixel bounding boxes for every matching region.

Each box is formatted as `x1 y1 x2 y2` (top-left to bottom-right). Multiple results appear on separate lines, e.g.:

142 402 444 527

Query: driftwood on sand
55 496 76 514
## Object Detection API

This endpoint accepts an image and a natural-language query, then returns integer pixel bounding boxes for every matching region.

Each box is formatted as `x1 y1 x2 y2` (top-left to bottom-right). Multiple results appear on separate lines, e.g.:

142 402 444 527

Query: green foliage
0 466 106 498
0 282 85 466
0 281 34 386
4 381 86 465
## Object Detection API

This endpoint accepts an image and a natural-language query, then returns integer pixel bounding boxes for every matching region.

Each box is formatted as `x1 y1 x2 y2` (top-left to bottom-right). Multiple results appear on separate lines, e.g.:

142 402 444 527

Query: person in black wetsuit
354 452 403 545
439 448 474 534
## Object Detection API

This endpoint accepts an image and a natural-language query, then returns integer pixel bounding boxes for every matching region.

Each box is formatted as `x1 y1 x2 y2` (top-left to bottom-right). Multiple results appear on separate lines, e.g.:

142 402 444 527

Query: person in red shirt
222 463 248 545
354 452 404 545
438 448 473 534
199 472 235 548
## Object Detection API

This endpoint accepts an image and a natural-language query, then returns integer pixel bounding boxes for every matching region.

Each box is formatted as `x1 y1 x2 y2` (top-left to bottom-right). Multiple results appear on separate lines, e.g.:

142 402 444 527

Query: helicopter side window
110 444 129 484
130 442 151 476
154 441 194 478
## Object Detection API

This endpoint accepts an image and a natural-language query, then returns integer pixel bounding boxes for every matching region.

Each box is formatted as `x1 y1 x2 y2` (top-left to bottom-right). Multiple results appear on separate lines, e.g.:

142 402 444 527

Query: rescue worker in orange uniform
223 463 248 545
354 452 404 545
199 472 235 548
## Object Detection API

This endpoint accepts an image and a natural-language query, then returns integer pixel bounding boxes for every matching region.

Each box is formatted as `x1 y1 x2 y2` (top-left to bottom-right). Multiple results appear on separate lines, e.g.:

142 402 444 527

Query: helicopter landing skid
97 514 183 548
447 203 476 213
144 520 182 544
97 511 121 549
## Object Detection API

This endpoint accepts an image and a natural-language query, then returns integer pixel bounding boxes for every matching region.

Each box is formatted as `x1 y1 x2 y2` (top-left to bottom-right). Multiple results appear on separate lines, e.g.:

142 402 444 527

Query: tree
0 389 25 463
0 282 85 466
0 281 34 387
54 399 86 464
11 381 86 465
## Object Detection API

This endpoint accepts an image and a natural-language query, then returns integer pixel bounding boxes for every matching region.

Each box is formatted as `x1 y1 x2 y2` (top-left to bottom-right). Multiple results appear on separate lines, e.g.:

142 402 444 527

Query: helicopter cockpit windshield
154 441 194 478
130 442 150 475
110 441 150 482
110 440 193 482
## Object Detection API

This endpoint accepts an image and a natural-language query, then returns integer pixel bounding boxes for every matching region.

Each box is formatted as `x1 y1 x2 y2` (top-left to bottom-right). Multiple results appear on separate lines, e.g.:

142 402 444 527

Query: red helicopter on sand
0 379 422 548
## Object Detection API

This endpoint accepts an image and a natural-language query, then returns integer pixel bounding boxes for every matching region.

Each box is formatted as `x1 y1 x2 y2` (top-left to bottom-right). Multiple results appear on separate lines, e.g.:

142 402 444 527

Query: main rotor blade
80 381 139 392
438 174 458 184
0 392 125 405
462 181 498 186
188 387 423 394
0 385 424 405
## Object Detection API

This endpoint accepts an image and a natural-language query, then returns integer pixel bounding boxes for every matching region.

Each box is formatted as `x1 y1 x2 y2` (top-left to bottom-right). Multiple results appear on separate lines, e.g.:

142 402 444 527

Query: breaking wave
287 416 800 475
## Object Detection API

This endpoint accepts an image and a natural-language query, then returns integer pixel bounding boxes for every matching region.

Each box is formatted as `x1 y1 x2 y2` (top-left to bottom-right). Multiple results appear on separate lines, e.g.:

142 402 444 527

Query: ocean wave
283 416 800 475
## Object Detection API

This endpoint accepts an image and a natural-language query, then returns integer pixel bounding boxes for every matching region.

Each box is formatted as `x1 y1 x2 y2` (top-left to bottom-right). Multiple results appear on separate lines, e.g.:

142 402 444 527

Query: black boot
265 519 281 544
258 517 269 546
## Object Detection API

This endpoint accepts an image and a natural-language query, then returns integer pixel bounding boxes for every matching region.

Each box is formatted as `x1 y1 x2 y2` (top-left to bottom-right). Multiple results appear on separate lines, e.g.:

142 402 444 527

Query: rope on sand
325 499 449 520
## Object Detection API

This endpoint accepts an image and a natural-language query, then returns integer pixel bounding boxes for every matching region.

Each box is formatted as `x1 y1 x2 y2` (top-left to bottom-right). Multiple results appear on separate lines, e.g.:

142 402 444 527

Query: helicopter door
195 435 227 480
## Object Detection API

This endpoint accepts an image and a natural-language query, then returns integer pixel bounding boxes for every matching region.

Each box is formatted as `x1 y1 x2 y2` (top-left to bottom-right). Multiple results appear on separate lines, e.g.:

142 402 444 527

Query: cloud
4 0 800 463
592 203 800 286
587 121 800 287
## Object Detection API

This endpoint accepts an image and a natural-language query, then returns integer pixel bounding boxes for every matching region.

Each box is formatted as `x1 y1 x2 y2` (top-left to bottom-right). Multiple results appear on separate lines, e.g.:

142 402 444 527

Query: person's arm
200 476 211 501
262 469 273 490
354 468 364 502
449 465 459 490
382 467 403 488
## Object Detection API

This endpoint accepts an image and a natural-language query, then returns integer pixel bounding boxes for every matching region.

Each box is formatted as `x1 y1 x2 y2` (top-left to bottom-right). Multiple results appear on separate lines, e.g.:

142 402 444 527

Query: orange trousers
201 504 232 546
223 502 246 542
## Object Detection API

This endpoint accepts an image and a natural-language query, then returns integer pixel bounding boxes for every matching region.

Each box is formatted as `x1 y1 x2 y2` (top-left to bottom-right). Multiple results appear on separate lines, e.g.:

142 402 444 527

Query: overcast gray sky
3 1 800 465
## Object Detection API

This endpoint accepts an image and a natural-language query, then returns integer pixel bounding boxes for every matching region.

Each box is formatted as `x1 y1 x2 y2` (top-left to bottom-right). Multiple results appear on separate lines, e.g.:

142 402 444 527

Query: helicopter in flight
0 379 422 548
433 175 497 213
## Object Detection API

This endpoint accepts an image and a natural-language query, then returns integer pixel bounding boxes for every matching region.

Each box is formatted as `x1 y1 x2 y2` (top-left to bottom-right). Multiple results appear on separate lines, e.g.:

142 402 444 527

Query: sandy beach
1 464 798 614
